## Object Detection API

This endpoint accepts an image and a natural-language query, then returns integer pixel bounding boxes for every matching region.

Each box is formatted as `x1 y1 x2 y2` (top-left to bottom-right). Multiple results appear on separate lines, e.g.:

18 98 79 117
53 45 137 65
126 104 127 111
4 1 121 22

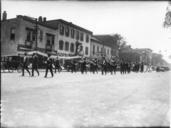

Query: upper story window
71 29 75 38
70 43 74 52
10 28 15 40
108 49 110 55
80 33 84 41
39 30 43 42
26 28 35 42
65 41 69 51
86 34 89 43
60 24 64 35
46 33 55 46
85 47 89 55
76 31 79 40
97 46 99 53
59 40 64 50
65 26 69 37
93 45 95 55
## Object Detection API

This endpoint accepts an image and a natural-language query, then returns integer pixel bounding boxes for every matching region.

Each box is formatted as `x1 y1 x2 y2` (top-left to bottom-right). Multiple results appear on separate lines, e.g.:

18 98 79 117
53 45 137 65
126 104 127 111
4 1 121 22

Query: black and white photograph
1 0 171 128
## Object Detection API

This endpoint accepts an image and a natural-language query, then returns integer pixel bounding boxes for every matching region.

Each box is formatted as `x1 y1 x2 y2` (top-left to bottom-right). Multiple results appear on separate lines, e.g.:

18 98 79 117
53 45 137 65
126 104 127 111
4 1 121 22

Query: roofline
46 19 93 34
17 15 57 30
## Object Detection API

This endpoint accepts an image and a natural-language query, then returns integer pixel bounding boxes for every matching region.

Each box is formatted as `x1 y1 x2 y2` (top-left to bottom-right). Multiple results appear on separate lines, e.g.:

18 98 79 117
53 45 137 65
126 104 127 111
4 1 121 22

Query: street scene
1 71 170 127
1 1 171 128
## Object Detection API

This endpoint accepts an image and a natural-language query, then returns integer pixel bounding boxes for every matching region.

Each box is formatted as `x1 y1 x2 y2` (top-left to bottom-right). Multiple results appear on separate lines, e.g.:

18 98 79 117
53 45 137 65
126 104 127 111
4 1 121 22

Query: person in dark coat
31 53 39 76
44 54 53 78
80 58 86 74
101 57 107 75
54 57 61 73
140 62 144 73
22 52 31 76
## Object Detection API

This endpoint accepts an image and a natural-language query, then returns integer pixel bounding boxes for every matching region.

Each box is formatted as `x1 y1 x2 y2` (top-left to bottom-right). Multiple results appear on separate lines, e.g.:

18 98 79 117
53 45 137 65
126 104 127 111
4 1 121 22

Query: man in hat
22 52 31 76
31 53 39 76
44 54 54 78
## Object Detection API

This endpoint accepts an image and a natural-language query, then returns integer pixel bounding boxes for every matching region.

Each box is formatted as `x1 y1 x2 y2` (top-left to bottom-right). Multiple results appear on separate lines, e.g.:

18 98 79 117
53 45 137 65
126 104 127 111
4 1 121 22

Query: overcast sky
2 0 171 63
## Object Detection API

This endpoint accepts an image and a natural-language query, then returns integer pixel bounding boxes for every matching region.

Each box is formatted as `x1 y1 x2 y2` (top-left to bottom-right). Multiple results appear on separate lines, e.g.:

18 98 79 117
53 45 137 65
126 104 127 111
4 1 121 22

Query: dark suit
22 55 31 76
44 57 53 77
32 54 39 76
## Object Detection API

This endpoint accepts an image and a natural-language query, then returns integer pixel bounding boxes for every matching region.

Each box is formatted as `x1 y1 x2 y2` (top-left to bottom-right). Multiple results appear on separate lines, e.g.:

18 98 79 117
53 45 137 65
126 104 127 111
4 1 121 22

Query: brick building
1 14 57 56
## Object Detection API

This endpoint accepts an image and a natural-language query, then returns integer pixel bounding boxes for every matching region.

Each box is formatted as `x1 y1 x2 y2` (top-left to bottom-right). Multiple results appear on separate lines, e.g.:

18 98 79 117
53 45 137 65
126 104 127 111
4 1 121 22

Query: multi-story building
90 35 119 60
45 19 93 58
1 14 58 56
1 12 93 58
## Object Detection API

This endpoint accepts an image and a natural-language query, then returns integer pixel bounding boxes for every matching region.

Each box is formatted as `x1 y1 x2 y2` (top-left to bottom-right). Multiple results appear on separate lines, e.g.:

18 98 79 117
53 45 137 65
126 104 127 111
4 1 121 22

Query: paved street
1 71 170 128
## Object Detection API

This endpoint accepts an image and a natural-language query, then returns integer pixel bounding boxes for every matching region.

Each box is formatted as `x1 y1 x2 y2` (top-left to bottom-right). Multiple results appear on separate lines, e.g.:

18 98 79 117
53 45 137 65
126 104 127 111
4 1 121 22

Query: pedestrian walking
44 54 54 78
22 52 31 76
31 53 39 76
54 57 61 73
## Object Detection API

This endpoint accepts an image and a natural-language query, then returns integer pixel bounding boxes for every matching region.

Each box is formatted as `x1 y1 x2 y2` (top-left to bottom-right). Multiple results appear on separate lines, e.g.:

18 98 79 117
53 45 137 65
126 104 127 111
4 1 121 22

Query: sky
2 0 171 63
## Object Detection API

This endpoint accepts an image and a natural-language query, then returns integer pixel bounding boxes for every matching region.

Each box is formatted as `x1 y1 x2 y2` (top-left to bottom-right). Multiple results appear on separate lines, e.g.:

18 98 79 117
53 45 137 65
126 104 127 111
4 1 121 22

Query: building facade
1 15 58 56
45 19 93 57
1 13 93 58
91 35 119 60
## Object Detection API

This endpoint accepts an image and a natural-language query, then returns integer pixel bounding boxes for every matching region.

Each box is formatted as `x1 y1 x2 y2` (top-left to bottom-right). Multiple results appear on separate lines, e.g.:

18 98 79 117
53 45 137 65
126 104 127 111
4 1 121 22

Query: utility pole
35 18 38 51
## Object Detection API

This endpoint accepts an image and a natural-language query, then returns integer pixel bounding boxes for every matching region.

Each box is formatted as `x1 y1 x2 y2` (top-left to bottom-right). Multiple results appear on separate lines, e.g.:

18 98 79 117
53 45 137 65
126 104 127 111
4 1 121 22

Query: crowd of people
21 53 151 78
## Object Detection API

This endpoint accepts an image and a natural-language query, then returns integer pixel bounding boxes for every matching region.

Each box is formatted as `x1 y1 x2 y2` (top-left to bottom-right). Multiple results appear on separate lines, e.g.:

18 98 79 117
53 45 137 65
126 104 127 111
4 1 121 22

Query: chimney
43 17 46 22
38 16 42 22
2 11 7 21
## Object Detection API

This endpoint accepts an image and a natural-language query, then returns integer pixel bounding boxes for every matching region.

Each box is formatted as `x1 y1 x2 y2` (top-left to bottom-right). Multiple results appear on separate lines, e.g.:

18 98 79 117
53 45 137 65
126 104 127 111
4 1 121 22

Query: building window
39 30 43 42
107 49 109 55
86 34 89 43
65 41 69 51
60 24 64 35
59 40 64 50
93 45 95 55
85 47 89 55
46 33 55 50
65 26 69 37
76 31 79 40
70 43 74 52
26 28 35 42
71 29 75 38
80 33 84 41
97 46 99 53
10 28 15 40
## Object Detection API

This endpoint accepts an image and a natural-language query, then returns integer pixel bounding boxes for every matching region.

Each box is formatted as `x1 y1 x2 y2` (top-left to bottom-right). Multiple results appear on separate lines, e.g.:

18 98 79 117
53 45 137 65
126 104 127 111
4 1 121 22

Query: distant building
45 19 93 57
90 36 103 59
133 48 153 64
1 14 57 56
92 35 119 60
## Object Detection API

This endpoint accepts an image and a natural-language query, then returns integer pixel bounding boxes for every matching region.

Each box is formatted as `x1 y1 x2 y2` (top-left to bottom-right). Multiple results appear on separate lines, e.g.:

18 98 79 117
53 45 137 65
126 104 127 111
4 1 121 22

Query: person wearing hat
22 52 31 76
44 54 54 78
31 53 39 76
